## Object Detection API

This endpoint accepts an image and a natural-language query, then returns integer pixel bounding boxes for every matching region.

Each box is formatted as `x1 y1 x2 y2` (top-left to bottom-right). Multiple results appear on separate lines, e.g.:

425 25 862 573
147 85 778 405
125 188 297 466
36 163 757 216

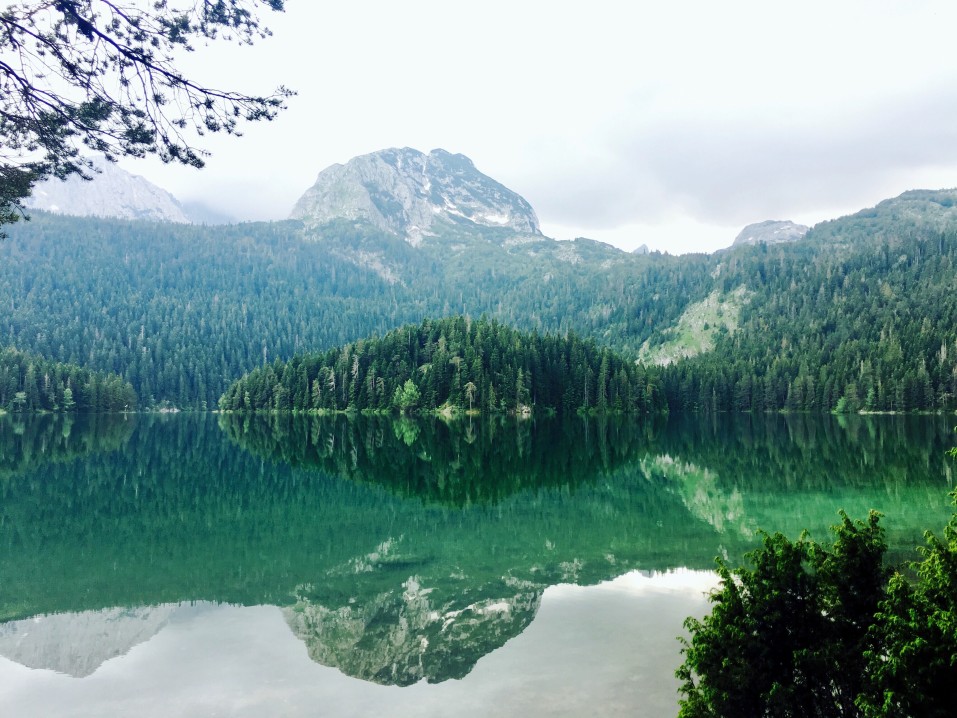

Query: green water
0 412 953 712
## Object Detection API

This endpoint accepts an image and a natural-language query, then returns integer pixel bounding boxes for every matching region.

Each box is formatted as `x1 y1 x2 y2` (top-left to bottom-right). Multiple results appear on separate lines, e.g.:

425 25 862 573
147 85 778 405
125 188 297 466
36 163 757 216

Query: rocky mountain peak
732 220 809 247
289 147 541 244
25 158 191 224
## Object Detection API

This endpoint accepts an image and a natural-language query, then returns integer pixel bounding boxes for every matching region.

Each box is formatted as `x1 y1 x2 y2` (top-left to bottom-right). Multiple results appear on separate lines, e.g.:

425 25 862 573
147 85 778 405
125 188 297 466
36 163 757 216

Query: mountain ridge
20 147 957 258
3 150 957 414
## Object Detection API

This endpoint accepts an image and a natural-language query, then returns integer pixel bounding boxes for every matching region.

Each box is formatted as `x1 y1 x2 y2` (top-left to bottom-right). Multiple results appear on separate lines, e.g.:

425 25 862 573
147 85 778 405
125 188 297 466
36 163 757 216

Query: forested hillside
3 187 957 413
0 212 700 408
219 316 666 415
658 193 957 413
1 213 427 408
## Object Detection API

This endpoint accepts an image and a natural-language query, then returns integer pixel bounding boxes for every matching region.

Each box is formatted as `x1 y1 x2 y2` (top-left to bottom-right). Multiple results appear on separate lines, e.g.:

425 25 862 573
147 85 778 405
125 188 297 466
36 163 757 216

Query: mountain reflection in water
0 571 720 718
0 412 953 689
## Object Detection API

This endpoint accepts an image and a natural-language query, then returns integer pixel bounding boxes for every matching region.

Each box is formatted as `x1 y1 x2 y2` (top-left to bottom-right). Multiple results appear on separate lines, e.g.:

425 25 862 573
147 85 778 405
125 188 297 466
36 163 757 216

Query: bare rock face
289 148 541 244
26 158 191 224
732 220 808 247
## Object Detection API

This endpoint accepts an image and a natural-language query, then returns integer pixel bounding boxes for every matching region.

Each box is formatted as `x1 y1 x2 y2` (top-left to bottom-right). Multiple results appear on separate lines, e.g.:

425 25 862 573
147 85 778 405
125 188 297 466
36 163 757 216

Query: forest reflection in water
0 411 953 691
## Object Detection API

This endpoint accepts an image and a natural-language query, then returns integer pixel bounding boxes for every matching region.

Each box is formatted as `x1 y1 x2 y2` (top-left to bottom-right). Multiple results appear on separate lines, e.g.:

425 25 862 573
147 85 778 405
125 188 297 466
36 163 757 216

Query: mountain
732 220 808 247
283 150 634 342
3 150 957 415
652 188 957 412
810 188 957 245
25 158 191 224
290 147 541 244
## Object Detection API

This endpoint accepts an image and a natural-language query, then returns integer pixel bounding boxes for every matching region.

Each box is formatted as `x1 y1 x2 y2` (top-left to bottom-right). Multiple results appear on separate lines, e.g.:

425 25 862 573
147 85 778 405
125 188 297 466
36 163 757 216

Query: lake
0 412 954 716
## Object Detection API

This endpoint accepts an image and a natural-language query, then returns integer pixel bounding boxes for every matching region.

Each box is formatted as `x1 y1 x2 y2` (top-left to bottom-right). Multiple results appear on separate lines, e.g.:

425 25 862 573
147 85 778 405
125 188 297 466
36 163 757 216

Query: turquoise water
0 412 953 715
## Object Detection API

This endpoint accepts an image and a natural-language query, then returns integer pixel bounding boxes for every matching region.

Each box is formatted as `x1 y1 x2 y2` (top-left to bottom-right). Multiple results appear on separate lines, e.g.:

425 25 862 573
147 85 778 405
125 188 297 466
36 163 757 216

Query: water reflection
0 603 206 677
0 412 133 480
284 578 542 686
218 413 661 506
0 571 718 718
0 412 954 691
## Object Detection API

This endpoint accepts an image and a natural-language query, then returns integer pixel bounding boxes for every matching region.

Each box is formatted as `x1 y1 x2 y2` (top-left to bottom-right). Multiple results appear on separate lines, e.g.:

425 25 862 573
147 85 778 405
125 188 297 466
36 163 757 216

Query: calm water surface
0 412 953 716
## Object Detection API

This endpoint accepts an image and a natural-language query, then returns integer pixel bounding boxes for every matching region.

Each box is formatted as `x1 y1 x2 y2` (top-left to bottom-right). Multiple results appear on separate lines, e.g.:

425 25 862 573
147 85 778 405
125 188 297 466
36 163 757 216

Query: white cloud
123 1 957 252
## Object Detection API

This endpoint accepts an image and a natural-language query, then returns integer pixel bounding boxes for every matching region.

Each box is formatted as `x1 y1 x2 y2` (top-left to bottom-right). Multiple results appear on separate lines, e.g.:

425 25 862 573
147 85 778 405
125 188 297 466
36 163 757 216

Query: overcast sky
126 1 957 253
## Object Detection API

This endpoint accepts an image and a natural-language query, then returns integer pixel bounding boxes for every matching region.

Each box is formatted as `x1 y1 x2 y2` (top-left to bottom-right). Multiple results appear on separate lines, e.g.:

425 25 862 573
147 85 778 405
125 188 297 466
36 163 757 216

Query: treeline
0 347 137 412
219 316 666 415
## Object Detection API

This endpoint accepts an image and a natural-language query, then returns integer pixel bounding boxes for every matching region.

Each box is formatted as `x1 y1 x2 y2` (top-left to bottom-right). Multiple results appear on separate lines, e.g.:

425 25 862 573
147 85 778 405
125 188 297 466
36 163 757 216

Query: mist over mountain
179 200 236 225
